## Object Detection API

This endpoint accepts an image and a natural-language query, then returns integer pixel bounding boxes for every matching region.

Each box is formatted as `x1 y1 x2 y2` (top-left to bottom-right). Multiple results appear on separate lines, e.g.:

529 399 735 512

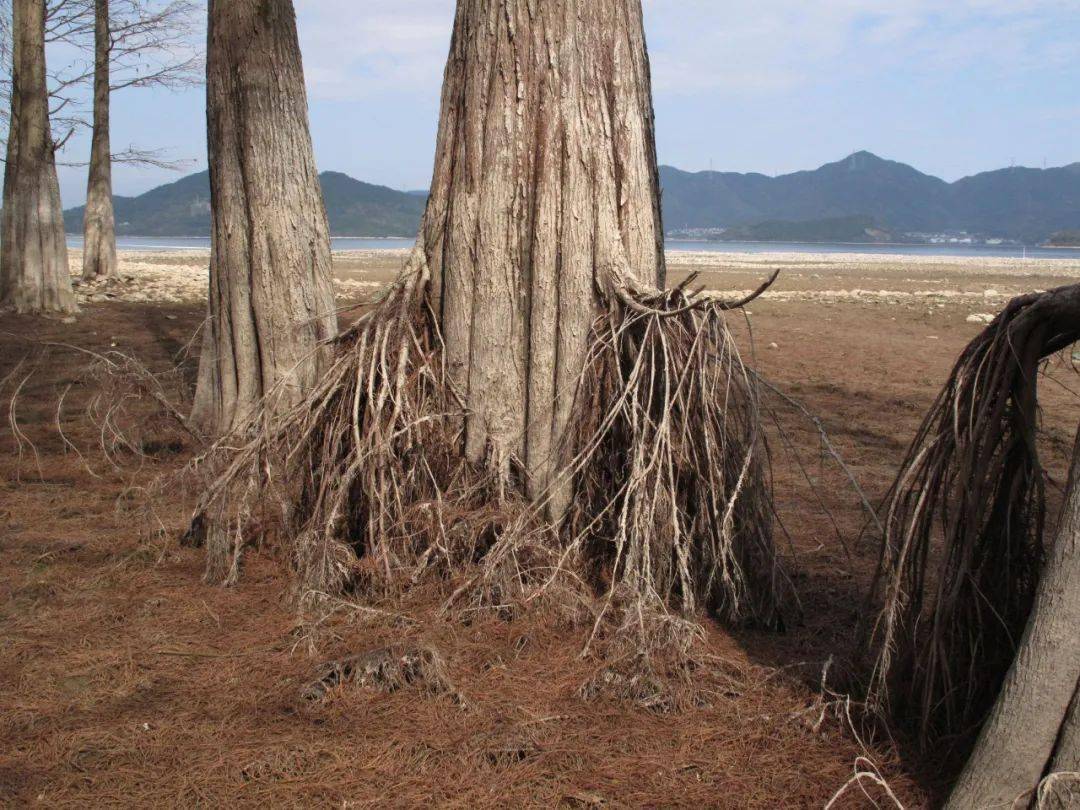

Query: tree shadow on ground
729 555 959 805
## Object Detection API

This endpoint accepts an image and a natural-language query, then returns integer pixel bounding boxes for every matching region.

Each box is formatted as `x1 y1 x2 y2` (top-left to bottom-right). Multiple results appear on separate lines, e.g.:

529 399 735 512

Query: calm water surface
65 234 1080 261
66 235 418 252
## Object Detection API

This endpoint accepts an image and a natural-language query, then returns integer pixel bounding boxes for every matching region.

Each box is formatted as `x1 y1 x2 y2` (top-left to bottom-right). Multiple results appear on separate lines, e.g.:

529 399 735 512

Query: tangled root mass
188 256 786 639
867 283 1080 747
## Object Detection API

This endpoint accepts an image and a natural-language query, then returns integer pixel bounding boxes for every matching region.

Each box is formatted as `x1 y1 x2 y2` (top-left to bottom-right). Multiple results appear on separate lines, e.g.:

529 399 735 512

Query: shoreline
62 246 1080 308
63 234 1080 262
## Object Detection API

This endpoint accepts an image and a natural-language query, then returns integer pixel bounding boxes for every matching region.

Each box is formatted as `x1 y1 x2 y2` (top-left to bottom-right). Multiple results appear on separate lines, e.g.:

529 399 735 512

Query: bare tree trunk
0 0 75 315
81 0 117 281
946 425 1080 809
0 4 22 302
190 0 336 435
190 0 779 617
420 0 665 508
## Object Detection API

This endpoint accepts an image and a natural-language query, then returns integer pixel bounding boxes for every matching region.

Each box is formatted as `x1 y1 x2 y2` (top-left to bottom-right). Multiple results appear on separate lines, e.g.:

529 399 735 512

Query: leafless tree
0 0 75 314
1 0 199 280
82 0 200 279
0 0 95 147
189 0 782 643
188 0 335 435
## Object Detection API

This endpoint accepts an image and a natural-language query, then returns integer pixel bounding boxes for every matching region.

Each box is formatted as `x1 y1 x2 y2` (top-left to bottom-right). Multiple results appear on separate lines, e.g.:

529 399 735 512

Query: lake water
66 235 419 252
65 234 1080 261
665 240 1080 260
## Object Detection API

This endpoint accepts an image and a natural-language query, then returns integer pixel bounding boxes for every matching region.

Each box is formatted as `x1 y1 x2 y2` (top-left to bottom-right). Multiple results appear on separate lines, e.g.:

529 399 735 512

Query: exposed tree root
825 756 906 809
1034 772 1080 810
300 645 458 703
866 283 1080 747
186 253 784 670
190 252 490 592
566 276 785 629
577 589 708 713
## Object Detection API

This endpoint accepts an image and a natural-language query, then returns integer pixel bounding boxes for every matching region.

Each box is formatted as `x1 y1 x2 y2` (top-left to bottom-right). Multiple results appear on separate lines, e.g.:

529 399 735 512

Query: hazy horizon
39 0 1080 206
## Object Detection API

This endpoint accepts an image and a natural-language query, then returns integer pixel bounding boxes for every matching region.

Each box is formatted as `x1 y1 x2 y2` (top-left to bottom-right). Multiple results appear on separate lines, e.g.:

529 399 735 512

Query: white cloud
296 0 455 99
293 1 1076 102
641 0 1078 96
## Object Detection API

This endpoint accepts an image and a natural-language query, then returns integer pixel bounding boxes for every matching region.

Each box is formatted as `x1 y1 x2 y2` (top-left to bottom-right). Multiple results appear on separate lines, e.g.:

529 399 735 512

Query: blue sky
53 0 1080 206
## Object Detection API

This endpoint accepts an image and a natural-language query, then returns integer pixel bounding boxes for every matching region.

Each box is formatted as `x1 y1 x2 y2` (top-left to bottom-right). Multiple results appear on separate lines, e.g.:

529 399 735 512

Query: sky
51 0 1080 206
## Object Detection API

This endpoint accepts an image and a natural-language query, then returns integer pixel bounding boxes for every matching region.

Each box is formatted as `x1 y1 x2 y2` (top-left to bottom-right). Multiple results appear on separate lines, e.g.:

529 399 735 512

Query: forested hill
1049 229 1080 246
63 152 1080 242
63 170 427 238
660 152 1080 243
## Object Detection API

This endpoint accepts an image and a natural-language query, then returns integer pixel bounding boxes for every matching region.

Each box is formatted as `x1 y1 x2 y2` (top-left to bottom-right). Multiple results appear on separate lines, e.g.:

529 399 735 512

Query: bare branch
106 0 202 92
0 0 202 154
111 144 194 169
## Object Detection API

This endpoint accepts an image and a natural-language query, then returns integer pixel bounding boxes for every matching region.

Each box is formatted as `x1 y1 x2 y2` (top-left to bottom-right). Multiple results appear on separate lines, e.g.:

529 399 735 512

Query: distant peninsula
1048 229 1080 247
711 215 892 244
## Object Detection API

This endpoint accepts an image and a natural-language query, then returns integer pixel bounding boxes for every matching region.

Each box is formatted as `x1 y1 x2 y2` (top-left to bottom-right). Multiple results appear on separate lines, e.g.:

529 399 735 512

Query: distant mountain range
660 152 1080 243
63 170 426 238
63 151 1080 244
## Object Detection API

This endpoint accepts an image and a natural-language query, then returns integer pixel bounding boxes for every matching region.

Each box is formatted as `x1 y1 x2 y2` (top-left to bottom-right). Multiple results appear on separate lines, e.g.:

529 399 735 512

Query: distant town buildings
666 224 1027 246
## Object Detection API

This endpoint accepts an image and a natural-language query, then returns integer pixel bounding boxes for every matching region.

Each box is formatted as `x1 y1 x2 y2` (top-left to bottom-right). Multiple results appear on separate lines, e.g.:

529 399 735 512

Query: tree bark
1 2 23 302
81 0 117 281
0 0 75 315
419 0 665 506
946 424 1080 809
190 0 336 435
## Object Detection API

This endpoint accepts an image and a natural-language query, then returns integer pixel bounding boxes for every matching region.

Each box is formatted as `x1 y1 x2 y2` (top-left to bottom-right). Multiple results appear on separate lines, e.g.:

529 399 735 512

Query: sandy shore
67 247 1080 318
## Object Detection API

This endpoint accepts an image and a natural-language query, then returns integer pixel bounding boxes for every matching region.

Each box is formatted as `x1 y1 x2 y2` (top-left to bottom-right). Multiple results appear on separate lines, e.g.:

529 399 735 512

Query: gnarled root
866 283 1080 747
565 279 786 629
191 251 503 595
188 259 786 659
300 645 458 703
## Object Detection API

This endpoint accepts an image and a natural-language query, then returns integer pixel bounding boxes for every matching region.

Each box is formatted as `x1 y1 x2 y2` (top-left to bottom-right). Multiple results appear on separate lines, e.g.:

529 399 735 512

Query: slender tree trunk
419 0 665 506
0 0 75 315
1 2 23 301
190 0 336 435
81 0 117 281
946 424 1080 809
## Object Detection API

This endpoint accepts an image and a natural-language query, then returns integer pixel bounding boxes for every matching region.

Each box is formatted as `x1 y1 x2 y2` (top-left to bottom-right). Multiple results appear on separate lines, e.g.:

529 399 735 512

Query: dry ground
2 250 1078 808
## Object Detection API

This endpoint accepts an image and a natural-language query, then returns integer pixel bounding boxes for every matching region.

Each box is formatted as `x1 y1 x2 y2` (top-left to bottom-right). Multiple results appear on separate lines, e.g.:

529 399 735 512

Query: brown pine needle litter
1 291 956 807
180 255 790 692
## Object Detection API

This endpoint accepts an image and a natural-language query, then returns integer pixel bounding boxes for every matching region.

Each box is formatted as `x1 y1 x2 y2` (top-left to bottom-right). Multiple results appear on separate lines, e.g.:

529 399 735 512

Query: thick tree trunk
81 0 117 281
946 425 1080 809
419 0 665 505
0 0 75 315
190 0 337 435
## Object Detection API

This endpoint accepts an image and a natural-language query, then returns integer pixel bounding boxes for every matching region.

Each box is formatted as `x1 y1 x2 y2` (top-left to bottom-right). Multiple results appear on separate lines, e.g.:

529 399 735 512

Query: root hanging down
564 274 786 629
187 252 786 642
866 283 1080 747
192 251 499 592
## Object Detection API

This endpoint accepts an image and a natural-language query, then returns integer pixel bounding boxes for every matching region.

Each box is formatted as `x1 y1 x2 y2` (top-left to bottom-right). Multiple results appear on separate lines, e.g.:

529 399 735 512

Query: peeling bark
191 0 336 435
81 0 118 282
0 0 76 315
420 0 665 510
